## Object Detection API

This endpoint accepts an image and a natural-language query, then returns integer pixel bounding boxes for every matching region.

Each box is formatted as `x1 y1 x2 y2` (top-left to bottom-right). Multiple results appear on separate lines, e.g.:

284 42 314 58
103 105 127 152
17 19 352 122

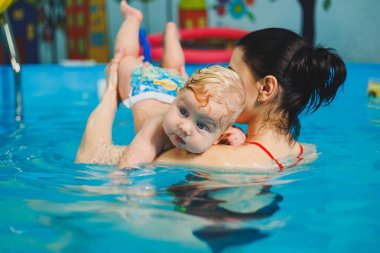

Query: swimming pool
0 63 379 252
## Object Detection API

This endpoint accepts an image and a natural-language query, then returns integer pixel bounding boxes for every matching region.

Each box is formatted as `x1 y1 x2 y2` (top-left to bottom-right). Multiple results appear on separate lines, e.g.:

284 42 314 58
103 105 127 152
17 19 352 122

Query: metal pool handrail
0 10 22 122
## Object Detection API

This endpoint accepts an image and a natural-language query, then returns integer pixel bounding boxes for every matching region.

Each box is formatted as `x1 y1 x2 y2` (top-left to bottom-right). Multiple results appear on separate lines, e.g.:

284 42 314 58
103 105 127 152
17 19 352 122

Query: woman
154 28 347 169
76 3 346 170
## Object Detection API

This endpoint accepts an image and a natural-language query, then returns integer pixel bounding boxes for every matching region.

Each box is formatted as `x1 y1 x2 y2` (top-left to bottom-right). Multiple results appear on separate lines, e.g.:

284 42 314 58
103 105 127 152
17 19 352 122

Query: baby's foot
120 0 143 22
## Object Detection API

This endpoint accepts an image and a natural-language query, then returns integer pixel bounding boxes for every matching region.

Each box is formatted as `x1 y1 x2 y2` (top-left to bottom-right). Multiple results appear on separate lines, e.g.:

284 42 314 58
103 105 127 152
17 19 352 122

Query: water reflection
21 165 299 252
168 171 283 252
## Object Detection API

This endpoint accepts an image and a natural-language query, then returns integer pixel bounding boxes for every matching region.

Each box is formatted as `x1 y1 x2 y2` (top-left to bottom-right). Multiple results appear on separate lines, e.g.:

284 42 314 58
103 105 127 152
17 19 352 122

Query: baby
113 1 246 168
118 65 246 168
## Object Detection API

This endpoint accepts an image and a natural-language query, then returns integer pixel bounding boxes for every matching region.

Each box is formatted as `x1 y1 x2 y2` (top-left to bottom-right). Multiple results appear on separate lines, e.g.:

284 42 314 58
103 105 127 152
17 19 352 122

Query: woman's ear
258 75 278 101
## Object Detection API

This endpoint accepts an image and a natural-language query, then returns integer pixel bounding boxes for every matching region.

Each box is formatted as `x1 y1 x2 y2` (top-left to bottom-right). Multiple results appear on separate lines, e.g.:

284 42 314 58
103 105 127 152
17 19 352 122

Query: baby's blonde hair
181 65 246 131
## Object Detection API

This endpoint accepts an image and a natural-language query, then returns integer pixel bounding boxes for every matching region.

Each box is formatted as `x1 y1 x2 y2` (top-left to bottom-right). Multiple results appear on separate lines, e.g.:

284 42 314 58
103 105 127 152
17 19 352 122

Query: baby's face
163 89 228 153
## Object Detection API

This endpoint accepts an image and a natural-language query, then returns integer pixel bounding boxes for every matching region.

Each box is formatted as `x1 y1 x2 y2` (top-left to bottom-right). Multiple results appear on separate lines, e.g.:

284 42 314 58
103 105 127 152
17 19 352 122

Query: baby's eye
179 106 189 117
197 122 209 132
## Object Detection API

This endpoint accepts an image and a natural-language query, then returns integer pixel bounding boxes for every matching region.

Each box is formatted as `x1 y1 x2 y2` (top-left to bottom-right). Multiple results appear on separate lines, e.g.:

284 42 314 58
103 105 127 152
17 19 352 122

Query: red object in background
65 0 90 60
245 0 255 6
217 5 226 16
179 9 208 29
147 27 248 64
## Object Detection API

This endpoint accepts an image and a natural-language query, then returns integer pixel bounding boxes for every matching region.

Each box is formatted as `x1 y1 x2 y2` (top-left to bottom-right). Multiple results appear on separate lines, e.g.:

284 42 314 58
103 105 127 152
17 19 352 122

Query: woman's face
229 47 259 123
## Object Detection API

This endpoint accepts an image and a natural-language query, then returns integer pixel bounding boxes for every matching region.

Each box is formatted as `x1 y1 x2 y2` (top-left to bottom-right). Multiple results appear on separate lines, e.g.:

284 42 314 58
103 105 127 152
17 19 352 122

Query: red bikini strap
288 144 304 168
245 141 284 171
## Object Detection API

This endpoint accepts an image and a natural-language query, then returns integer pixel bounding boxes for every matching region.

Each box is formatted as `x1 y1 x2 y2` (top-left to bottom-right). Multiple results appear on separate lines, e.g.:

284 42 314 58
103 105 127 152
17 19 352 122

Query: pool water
0 63 379 253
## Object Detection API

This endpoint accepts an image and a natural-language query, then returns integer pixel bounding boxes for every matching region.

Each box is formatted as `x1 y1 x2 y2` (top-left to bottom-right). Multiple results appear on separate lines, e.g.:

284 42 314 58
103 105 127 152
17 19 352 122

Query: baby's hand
218 126 246 146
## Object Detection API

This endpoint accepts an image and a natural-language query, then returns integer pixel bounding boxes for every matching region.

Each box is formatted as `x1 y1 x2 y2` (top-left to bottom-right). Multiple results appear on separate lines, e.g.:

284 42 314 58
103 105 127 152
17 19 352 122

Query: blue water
0 63 379 253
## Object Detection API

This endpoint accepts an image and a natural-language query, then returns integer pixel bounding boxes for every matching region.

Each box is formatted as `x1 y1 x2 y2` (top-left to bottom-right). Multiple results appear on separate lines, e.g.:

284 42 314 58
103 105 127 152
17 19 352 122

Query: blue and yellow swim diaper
123 64 186 108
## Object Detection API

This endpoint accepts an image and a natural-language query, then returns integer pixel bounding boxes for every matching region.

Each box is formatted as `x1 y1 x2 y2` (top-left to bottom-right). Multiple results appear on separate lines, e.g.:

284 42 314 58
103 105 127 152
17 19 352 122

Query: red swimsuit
245 142 304 171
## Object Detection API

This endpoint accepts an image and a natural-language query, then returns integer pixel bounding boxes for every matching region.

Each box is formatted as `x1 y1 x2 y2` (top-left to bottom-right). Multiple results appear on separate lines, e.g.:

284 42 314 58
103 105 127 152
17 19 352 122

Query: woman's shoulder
155 144 285 170
155 143 318 170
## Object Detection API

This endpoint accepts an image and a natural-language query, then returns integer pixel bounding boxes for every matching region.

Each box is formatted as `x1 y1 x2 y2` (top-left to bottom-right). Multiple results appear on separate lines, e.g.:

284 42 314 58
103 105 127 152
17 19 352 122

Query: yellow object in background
368 79 380 98
0 0 13 14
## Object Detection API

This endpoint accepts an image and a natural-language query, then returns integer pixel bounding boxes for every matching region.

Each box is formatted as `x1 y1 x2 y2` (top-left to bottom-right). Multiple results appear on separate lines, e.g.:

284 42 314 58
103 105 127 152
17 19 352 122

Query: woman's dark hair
236 28 347 140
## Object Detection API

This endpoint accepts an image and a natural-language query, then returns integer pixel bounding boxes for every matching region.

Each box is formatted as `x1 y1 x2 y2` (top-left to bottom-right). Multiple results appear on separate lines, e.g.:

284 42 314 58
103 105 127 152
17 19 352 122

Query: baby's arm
217 126 246 146
118 116 168 168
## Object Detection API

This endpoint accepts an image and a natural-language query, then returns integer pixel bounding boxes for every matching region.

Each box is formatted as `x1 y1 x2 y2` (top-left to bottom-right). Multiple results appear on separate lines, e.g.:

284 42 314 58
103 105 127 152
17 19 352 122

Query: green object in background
323 0 331 10
179 0 206 10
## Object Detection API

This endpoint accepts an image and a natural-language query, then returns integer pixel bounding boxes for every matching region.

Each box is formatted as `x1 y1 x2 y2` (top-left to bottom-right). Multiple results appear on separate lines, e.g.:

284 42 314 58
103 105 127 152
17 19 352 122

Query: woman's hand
218 126 246 146
105 52 123 90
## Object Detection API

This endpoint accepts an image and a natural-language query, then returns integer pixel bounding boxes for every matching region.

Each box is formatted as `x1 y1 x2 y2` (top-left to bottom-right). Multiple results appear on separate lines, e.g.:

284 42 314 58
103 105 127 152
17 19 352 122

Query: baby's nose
179 122 191 136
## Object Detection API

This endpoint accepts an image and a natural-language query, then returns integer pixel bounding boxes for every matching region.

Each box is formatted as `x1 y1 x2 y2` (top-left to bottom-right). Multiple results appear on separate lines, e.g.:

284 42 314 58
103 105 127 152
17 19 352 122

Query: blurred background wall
112 0 380 63
1 0 379 64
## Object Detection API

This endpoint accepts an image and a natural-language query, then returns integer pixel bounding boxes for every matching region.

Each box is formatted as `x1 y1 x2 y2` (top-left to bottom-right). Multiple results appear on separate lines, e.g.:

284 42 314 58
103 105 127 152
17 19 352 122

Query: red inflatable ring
147 27 249 64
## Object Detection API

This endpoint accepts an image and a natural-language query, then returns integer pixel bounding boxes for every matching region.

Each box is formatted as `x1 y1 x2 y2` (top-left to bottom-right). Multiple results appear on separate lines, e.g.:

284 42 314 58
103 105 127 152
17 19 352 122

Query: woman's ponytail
286 46 347 113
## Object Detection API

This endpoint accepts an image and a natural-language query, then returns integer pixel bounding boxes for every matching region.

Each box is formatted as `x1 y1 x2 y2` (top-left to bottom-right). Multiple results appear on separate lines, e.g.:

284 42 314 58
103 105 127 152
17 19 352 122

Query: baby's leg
118 55 143 103
115 1 145 101
161 22 187 78
130 22 184 131
114 0 143 57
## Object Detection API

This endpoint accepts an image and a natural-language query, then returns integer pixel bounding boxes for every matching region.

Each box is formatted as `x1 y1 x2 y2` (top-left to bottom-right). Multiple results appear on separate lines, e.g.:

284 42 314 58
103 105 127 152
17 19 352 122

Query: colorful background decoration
0 0 39 64
1 0 109 63
178 0 208 29
215 0 255 21
214 0 332 45
1 0 379 63
65 0 109 62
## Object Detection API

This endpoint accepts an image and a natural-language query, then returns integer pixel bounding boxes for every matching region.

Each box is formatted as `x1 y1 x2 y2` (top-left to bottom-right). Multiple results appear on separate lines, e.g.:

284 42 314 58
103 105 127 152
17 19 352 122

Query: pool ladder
0 11 22 122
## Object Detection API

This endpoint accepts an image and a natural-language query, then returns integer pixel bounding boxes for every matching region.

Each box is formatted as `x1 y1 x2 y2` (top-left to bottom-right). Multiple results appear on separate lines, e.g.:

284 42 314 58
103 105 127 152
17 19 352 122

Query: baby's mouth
174 134 185 145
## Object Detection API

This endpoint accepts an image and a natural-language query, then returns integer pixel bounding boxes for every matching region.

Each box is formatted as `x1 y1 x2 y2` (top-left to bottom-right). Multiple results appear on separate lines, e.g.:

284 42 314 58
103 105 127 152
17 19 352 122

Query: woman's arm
76 55 125 165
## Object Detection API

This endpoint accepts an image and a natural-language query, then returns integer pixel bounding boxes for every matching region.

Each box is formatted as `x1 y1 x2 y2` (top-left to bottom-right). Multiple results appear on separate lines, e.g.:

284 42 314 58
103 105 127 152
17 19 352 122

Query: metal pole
0 12 22 121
